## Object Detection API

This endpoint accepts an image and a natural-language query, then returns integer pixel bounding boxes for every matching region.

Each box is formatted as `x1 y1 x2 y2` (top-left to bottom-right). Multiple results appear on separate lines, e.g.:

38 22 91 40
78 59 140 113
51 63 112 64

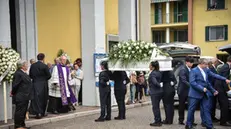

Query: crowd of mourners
11 53 83 129
10 53 231 129
96 56 231 129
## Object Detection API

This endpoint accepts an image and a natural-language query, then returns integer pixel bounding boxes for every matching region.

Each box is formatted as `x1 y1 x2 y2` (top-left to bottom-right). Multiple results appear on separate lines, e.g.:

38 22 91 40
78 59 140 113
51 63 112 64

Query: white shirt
198 66 206 81
186 65 191 72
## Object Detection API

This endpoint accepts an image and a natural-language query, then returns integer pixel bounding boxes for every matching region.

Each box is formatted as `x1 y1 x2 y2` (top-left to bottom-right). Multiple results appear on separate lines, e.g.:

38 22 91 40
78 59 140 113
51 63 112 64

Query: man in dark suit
29 53 51 119
215 56 231 126
112 71 130 120
12 60 33 129
186 58 219 129
162 70 177 124
177 57 194 125
208 58 219 122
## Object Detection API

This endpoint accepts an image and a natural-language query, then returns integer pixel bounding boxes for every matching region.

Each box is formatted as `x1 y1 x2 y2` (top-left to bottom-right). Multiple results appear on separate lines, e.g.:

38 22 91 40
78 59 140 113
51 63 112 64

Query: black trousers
114 89 126 118
211 95 217 119
151 94 163 123
14 100 29 128
48 96 71 113
78 82 82 103
99 91 111 119
163 92 175 124
178 94 188 122
135 87 143 100
217 92 229 124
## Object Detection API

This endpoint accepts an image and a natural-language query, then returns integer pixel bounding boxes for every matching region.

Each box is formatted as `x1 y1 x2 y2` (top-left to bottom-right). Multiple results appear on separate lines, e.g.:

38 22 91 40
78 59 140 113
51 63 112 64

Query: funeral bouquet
0 45 20 83
108 40 169 67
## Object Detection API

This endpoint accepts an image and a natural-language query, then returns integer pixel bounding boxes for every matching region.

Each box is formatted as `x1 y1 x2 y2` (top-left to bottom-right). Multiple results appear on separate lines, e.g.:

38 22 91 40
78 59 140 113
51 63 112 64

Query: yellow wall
37 0 81 63
105 0 118 34
193 0 231 56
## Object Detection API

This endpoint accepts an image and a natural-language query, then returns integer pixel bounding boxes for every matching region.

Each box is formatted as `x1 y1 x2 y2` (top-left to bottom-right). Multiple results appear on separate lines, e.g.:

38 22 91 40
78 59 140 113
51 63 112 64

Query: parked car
157 42 201 101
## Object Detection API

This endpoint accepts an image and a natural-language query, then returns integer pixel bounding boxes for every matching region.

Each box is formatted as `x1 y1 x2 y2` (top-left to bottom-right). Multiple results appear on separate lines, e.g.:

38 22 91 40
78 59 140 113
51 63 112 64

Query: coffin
108 49 173 71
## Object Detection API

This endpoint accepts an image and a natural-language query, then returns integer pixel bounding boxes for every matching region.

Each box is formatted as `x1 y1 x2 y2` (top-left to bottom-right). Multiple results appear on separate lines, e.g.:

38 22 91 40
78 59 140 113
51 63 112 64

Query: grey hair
17 60 28 69
198 58 209 64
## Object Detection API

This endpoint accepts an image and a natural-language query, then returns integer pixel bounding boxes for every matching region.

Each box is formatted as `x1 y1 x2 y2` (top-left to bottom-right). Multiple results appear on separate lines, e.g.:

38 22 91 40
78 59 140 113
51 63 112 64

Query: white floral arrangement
108 40 169 67
0 45 20 83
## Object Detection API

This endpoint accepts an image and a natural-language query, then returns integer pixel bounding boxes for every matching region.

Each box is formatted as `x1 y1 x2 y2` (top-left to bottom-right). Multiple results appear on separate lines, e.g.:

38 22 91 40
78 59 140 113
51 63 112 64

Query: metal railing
151 11 188 25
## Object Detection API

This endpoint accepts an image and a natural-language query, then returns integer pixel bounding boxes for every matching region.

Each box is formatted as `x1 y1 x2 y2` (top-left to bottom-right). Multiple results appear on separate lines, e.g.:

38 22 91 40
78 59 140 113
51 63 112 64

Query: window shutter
205 26 209 41
224 25 228 40
152 31 155 43
218 0 225 9
174 31 177 42
182 1 188 22
174 2 178 23
155 4 159 24
207 0 210 10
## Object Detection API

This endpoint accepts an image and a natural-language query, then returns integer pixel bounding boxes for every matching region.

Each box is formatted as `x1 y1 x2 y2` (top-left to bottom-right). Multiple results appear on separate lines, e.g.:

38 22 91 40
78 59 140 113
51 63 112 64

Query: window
174 1 188 23
207 0 225 10
152 31 165 43
174 30 188 42
205 25 228 41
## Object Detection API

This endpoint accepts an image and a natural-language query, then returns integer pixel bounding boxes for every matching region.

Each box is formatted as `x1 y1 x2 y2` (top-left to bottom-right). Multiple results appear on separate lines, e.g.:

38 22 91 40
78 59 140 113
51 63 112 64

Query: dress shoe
162 120 171 125
114 116 123 120
35 114 42 119
52 110 59 114
95 118 105 122
179 121 185 125
105 117 111 121
212 117 219 122
185 125 195 129
150 122 162 127
201 123 206 127
192 123 197 126
220 122 231 126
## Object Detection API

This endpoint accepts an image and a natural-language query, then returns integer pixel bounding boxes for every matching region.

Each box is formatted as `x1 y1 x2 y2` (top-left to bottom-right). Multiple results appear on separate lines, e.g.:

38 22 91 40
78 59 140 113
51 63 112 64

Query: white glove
123 80 126 85
106 81 110 85
160 83 163 87
170 81 174 86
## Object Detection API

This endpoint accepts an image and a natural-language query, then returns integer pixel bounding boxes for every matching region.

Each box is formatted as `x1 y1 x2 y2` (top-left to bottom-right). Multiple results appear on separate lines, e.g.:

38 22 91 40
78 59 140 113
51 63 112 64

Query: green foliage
57 49 64 57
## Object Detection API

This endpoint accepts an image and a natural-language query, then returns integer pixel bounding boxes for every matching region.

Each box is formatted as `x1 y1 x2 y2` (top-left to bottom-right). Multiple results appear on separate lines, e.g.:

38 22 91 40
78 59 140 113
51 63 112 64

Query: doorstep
0 101 151 129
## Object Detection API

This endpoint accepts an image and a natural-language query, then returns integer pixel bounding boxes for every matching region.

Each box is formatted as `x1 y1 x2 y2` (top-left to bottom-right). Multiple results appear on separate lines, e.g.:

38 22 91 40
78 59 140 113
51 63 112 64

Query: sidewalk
0 100 151 129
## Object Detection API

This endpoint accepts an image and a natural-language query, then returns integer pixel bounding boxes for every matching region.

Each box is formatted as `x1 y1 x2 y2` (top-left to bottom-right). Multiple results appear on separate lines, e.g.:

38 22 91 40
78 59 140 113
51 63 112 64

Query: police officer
112 71 130 120
95 61 112 122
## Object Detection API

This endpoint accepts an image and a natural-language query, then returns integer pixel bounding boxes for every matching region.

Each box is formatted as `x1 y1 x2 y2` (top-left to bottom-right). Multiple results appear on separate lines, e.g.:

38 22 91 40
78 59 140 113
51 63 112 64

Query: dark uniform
177 65 190 124
162 71 177 124
12 69 33 129
148 70 163 125
29 61 51 117
112 71 130 119
215 63 230 125
96 70 112 121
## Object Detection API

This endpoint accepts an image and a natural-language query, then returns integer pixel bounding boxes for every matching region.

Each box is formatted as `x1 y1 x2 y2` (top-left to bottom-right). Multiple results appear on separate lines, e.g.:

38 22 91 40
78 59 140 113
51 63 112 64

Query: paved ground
31 105 226 129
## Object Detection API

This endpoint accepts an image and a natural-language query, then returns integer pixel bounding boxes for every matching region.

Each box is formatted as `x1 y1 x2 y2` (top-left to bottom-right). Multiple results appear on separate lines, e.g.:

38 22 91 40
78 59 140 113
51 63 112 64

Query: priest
48 55 77 113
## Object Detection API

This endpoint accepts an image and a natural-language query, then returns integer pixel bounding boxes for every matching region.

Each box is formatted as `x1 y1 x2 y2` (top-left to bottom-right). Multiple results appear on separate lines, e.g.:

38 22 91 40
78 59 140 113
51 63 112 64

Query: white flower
136 46 139 50
114 54 117 57
139 50 142 53
132 51 135 54
149 50 153 54
144 54 147 57
125 55 129 58
145 45 149 49
128 47 132 50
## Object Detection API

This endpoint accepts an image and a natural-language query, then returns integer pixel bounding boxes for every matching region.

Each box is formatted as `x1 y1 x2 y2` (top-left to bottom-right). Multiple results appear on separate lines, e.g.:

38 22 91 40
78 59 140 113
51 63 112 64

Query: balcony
151 11 188 28
151 0 182 3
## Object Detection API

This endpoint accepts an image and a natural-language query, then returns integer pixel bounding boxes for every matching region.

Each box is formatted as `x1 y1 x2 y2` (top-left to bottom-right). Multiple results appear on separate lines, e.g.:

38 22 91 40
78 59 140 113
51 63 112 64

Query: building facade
151 0 230 58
